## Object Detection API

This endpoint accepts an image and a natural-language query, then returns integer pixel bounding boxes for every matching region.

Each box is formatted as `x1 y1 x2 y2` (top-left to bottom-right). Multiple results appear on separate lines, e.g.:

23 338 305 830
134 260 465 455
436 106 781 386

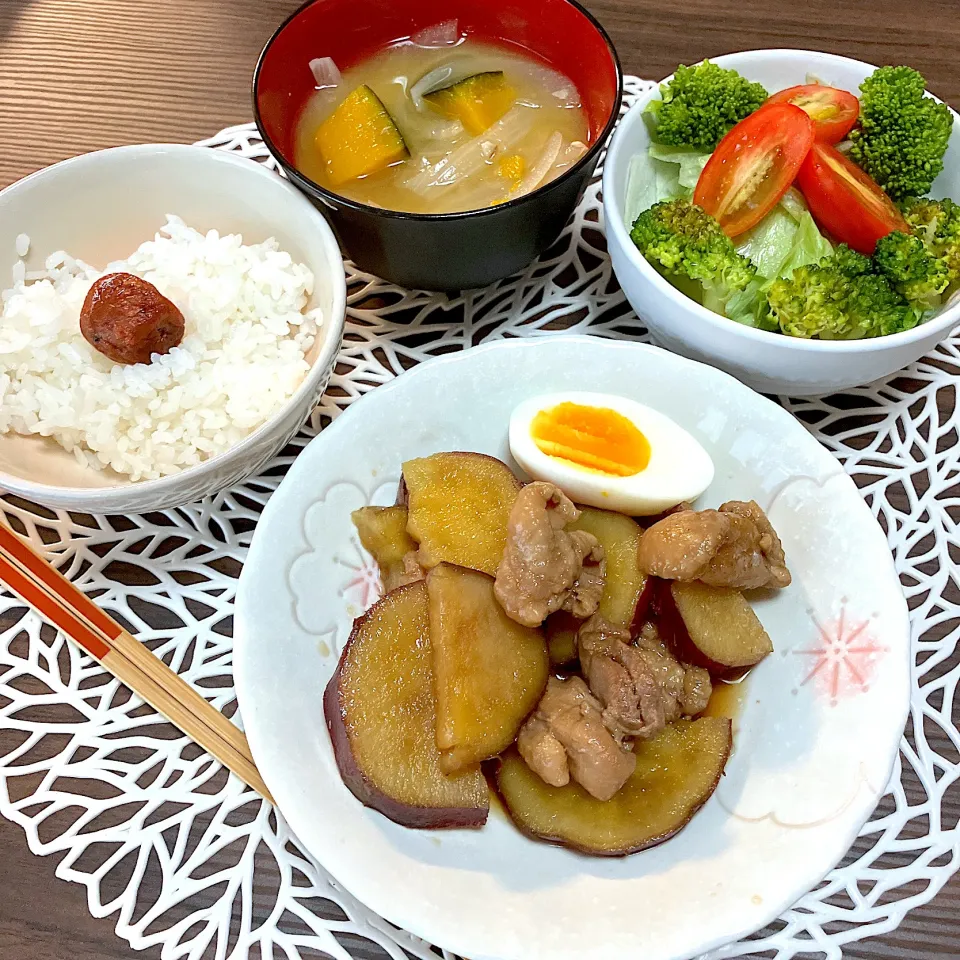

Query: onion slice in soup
410 64 456 110
550 140 587 178
411 19 460 47
424 120 467 142
404 105 530 194
512 131 563 198
309 57 342 89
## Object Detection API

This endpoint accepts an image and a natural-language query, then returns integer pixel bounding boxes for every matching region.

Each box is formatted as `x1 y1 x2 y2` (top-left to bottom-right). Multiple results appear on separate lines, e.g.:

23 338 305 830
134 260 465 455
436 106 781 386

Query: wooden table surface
1 0 958 958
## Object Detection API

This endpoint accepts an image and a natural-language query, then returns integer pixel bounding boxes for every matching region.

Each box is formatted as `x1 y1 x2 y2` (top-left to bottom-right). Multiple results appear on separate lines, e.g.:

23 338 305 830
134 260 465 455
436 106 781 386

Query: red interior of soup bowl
255 0 621 168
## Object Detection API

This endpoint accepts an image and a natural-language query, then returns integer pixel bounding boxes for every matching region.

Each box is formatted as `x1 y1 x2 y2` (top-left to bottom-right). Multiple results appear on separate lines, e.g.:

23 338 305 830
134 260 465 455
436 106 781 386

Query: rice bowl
1 216 322 481
0 143 347 513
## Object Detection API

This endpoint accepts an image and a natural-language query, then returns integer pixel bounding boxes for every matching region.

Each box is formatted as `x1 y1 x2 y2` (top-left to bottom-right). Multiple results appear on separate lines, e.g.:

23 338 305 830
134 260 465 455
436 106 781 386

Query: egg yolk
530 402 651 476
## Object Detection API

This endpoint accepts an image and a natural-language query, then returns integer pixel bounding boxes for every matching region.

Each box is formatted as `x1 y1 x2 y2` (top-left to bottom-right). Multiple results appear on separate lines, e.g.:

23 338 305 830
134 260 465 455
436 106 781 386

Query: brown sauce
704 677 750 720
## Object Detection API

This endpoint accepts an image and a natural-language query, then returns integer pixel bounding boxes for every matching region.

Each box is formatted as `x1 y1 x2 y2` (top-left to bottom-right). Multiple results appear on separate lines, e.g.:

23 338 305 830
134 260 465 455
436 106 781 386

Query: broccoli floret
848 66 953 201
630 199 757 314
767 246 919 339
903 197 960 283
646 61 768 151
874 230 950 309
830 245 874 278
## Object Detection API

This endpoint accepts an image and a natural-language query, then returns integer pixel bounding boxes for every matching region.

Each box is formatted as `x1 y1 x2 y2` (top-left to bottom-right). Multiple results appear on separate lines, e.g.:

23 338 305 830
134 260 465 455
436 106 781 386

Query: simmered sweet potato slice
427 563 548 773
324 581 488 828
658 580 773 679
351 505 418 592
495 717 732 855
403 452 522 575
568 507 652 628
545 611 580 667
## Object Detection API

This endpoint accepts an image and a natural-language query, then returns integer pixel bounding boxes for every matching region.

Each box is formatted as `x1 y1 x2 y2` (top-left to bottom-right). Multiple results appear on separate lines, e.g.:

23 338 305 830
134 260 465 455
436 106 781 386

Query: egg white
508 391 715 515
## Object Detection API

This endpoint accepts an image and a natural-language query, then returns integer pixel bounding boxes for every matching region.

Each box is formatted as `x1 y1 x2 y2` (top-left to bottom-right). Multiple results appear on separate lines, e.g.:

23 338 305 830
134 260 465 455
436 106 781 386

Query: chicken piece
636 499 791 590
516 716 570 788
565 538 606 618
717 500 790 587
641 501 693 527
516 676 636 801
494 481 606 627
579 616 654 738
578 615 668 741
635 621 712 717
578 616 713 742
683 665 713 716
633 622 688 724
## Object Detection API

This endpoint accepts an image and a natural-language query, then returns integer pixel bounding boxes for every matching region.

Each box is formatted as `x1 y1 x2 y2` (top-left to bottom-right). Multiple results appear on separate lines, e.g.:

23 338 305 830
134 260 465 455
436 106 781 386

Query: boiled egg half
508 391 714 515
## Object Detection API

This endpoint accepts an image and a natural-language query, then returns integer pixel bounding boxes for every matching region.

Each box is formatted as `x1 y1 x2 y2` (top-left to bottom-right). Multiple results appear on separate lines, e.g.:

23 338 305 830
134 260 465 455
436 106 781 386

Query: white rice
0 215 322 482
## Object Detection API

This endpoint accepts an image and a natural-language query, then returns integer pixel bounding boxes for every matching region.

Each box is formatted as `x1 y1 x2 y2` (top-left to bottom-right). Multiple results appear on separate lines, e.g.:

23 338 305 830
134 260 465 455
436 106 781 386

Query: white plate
234 336 910 960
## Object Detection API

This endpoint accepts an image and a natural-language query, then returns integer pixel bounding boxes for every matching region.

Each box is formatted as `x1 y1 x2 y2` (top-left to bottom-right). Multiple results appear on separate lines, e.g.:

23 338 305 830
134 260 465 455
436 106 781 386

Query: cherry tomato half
795 142 909 254
766 84 860 143
694 103 815 238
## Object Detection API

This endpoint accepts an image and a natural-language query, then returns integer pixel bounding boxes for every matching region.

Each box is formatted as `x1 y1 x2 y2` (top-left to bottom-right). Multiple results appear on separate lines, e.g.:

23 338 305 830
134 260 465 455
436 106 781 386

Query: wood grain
2 0 960 190
0 0 959 958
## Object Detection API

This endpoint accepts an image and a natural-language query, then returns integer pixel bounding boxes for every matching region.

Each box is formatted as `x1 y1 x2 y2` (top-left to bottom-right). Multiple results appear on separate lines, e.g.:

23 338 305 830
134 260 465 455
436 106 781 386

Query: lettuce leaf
735 206 800 281
623 152 679 227
728 190 833 328
624 147 833 332
724 279 773 330
647 145 712 194
623 145 712 227
778 209 834 278
778 186 809 222
735 189 833 283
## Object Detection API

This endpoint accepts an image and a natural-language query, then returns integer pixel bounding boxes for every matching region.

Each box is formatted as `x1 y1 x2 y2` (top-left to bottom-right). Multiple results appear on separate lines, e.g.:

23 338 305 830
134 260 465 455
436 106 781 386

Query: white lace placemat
0 76 957 960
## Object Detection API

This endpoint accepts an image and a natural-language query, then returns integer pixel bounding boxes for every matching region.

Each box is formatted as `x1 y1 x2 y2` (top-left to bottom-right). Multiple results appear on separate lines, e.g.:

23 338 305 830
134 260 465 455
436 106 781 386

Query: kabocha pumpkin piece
568 507 652 629
351 506 418 592
426 563 548 773
315 85 408 185
324 581 488 828
498 153 526 183
495 717 732 855
657 580 773 679
423 71 516 136
402 452 522 576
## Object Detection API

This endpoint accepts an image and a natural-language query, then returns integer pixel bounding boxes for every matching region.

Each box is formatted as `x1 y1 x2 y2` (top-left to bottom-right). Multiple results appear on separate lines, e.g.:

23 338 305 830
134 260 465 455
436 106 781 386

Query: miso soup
294 32 590 214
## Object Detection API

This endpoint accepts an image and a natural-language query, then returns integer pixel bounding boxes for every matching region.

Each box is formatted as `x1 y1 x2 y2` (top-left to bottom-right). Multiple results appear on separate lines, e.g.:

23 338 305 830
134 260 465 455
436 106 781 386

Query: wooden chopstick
0 521 273 802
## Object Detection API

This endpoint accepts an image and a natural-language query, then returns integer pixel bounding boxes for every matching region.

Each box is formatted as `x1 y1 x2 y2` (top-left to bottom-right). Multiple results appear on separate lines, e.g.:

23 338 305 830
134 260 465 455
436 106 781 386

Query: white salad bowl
603 49 960 396
234 336 910 960
0 144 347 513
